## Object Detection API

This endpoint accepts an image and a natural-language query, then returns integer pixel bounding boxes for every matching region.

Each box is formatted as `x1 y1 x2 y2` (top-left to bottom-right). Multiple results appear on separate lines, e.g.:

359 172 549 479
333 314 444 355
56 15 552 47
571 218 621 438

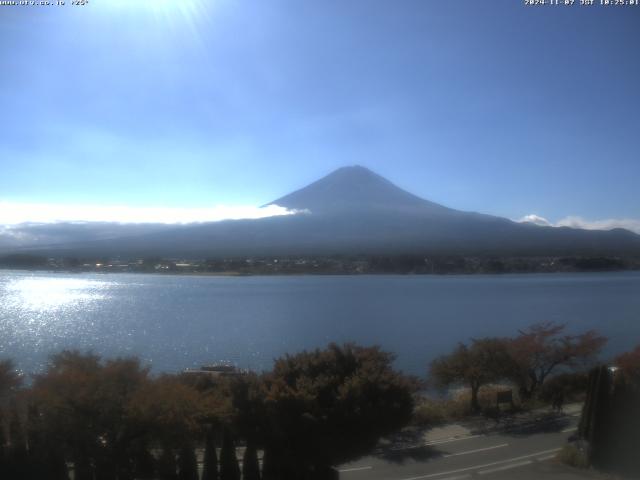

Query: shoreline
1 266 639 277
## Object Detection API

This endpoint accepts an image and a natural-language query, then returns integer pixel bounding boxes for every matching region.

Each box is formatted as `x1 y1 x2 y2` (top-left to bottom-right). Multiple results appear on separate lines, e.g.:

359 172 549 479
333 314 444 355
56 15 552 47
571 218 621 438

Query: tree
228 373 267 451
261 447 278 480
177 368 234 480
178 444 199 480
219 427 240 480
201 429 219 480
505 322 606 400
262 343 415 478
157 447 178 480
539 372 589 405
0 359 22 478
226 374 264 480
128 374 205 450
5 406 30 480
131 442 156 480
25 401 70 480
615 344 640 384
30 351 152 480
242 441 261 480
430 338 511 412
0 359 22 399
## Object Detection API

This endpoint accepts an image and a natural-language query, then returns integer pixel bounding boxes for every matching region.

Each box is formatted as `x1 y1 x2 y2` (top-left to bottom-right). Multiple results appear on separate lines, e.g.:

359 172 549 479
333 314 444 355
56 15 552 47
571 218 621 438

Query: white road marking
536 454 557 461
338 465 373 473
562 427 578 433
422 434 485 447
388 434 485 452
398 448 562 480
442 444 509 458
478 459 533 475
340 444 506 475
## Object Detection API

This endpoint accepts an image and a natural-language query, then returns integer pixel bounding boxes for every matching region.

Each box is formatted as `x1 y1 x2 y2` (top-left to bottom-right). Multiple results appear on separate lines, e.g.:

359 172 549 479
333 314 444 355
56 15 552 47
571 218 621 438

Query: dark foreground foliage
0 343 415 480
577 352 640 477
260 344 416 478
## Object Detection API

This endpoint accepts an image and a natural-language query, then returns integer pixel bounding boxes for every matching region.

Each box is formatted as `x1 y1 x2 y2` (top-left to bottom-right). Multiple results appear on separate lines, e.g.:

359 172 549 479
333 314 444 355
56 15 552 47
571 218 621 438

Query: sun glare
92 0 217 49
103 0 197 10
98 0 211 22
5 277 110 312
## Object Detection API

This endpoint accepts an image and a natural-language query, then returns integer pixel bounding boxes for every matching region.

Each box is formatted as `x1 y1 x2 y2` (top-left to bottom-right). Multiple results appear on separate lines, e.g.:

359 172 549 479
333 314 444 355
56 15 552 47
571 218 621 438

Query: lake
1 270 639 376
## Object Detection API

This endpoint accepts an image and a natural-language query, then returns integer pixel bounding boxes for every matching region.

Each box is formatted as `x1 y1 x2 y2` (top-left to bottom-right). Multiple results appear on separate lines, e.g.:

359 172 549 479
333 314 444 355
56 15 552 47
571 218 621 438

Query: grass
412 385 526 425
557 444 590 469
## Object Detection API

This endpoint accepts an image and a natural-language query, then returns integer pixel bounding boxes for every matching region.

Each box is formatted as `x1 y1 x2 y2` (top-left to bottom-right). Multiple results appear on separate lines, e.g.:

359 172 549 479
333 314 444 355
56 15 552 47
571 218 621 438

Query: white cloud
555 216 640 234
517 214 640 234
0 202 304 226
517 214 552 227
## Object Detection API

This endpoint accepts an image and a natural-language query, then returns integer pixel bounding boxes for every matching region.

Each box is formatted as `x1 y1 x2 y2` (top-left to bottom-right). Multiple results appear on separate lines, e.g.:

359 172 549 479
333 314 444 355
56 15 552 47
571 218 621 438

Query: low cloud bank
0 202 303 225
518 214 640 234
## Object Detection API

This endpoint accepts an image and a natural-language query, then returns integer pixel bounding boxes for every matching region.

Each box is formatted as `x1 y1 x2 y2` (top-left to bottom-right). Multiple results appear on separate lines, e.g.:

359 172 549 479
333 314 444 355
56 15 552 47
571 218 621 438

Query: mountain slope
267 165 453 215
9 166 640 258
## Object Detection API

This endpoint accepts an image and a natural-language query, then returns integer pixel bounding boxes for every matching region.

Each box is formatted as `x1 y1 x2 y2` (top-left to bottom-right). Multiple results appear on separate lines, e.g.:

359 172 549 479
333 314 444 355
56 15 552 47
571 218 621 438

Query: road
337 410 601 480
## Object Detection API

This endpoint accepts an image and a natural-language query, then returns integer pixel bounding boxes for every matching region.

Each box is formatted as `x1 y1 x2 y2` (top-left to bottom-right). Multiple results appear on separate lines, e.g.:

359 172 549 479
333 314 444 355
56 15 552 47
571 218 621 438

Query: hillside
4 166 640 259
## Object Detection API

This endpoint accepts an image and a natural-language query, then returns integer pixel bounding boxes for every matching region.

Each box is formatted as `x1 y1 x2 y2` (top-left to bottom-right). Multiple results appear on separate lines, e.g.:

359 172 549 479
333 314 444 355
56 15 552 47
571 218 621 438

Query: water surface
1 270 638 376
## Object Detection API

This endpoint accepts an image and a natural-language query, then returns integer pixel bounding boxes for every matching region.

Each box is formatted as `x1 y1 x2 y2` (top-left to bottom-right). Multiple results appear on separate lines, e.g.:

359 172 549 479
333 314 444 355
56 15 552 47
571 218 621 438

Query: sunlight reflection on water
1 270 639 376
0 274 115 368
5 276 110 311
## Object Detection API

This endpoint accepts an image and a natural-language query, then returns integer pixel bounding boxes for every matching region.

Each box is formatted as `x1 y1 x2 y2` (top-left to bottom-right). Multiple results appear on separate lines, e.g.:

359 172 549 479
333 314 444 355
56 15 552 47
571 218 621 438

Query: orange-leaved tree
430 337 511 412
615 344 640 385
505 322 606 400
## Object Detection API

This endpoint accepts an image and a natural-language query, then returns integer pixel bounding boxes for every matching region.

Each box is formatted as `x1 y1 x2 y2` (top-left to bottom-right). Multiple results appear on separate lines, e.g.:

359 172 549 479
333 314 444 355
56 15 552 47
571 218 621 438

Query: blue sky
1 0 638 230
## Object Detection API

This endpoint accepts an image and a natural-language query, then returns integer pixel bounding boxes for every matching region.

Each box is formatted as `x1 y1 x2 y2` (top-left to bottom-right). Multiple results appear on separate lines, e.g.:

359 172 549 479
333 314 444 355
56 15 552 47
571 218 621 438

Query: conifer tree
158 448 179 480
201 429 219 480
219 428 240 480
242 441 260 480
178 444 199 480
